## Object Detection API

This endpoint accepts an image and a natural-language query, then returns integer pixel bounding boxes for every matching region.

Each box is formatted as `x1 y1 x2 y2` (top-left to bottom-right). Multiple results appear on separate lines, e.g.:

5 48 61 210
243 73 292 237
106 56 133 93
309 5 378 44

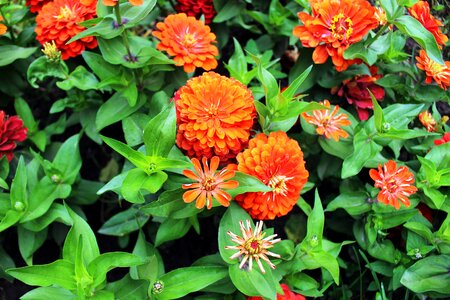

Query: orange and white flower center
244 237 262 255
385 178 399 193
56 5 75 20
268 175 292 196
202 177 217 191
182 33 197 47
330 13 353 40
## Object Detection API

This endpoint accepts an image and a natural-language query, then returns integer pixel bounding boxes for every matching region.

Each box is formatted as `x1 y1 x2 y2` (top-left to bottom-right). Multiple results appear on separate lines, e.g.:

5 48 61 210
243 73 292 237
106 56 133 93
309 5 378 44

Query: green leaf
98 206 149 236
228 264 277 299
122 169 167 203
226 38 247 82
18 226 47 265
143 102 175 157
228 172 272 198
63 204 100 265
404 222 434 242
67 17 123 43
101 136 149 171
0 45 37 66
14 98 37 133
393 15 443 65
6 259 76 290
105 274 147 300
82 51 118 82
157 266 228 299
53 134 82 185
213 0 244 22
130 230 164 281
21 203 72 232
21 286 76 300
121 0 157 28
401 255 450 294
304 190 325 247
88 252 148 288
371 90 384 133
139 188 198 219
56 66 99 91
281 65 312 100
155 217 191 247
10 156 28 208
0 209 24 233
326 191 371 216
379 0 400 21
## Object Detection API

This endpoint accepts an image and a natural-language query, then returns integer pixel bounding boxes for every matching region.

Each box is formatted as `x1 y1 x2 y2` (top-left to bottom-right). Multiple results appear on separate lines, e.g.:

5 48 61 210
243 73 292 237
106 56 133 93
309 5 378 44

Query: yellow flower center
202 177 217 191
244 237 262 255
182 33 197 47
429 61 444 75
268 175 292 196
206 103 219 117
56 5 74 20
330 13 353 40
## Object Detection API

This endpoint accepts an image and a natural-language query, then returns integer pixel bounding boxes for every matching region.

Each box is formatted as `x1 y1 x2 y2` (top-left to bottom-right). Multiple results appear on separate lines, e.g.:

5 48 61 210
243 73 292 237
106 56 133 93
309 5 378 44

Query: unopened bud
42 41 61 62
151 280 164 294
14 201 25 211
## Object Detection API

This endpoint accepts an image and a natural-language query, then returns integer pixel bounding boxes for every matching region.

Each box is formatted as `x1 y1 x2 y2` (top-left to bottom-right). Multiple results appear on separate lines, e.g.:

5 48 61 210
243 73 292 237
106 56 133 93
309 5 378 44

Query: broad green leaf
10 156 28 208
304 190 324 247
21 286 76 300
122 169 168 203
98 206 149 236
228 264 277 299
326 191 371 216
21 203 72 232
6 259 76 290
401 254 450 294
404 222 434 242
379 0 400 21
14 98 37 133
281 65 312 100
105 274 147 300
143 102 176 157
226 38 247 82
0 45 37 66
56 66 99 91
227 172 272 198
0 209 24 233
130 230 164 281
121 0 157 28
82 51 118 81
67 17 123 43
371 90 384 133
27 56 69 88
155 217 191 246
101 136 149 171
52 134 82 185
213 0 243 22
157 266 228 299
18 226 47 266
139 188 198 219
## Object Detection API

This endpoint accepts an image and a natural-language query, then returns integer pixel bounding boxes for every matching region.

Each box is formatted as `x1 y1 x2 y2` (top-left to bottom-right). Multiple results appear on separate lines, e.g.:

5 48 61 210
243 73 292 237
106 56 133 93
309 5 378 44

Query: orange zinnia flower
234 131 309 220
408 1 448 47
35 0 98 60
418 111 437 132
175 72 256 162
302 100 351 141
26 0 52 13
152 13 218 73
416 50 450 90
182 156 239 209
0 16 6 35
369 160 418 210
225 220 281 273
293 0 379 72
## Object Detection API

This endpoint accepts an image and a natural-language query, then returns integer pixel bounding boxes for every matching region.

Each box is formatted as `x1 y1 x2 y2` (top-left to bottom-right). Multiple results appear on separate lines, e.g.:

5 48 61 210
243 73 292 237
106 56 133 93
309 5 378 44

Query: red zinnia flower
248 284 306 300
333 66 385 120
369 160 418 210
152 13 218 73
182 156 239 209
234 131 309 220
293 0 379 71
35 0 98 60
0 111 28 162
301 99 351 141
26 0 52 13
416 50 450 90
408 1 448 47
434 132 450 146
175 0 216 25
175 72 256 162
418 111 437 132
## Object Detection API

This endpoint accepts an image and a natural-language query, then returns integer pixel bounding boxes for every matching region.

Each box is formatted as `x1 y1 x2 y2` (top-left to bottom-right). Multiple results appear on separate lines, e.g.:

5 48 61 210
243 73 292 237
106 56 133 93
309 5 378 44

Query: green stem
365 23 389 48
114 2 133 61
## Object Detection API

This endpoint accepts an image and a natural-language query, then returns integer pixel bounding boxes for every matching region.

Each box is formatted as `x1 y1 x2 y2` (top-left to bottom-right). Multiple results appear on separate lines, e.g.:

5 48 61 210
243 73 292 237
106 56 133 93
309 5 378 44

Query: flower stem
114 2 134 61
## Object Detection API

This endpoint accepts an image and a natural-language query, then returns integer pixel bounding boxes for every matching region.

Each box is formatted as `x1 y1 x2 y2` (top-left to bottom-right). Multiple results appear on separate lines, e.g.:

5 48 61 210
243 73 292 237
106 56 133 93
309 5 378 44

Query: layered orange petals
293 0 379 71
418 111 437 132
175 72 256 162
0 16 6 35
235 131 309 220
416 50 450 90
182 156 239 209
153 13 218 73
35 0 98 60
369 160 418 210
26 0 52 13
409 1 448 47
302 100 351 141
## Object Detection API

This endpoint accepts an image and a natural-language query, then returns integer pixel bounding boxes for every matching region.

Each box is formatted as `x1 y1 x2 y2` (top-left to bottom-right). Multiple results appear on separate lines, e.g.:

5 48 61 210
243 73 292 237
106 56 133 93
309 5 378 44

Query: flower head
0 16 6 35
182 156 239 209
293 0 379 71
153 13 218 73
35 0 98 60
41 41 62 62
408 1 448 47
333 66 385 120
100 0 143 6
26 0 52 13
434 132 450 146
248 284 306 300
175 0 216 24
302 100 351 141
225 220 281 274
374 7 387 26
175 72 256 162
418 111 437 132
235 131 309 220
0 111 28 161
416 50 450 90
369 160 418 210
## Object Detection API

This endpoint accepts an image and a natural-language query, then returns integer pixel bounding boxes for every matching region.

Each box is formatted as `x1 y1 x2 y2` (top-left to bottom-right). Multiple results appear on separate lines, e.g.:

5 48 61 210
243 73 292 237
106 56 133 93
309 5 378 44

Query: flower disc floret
35 0 98 60
152 13 218 73
225 220 281 274
369 160 418 210
234 131 309 220
175 72 256 162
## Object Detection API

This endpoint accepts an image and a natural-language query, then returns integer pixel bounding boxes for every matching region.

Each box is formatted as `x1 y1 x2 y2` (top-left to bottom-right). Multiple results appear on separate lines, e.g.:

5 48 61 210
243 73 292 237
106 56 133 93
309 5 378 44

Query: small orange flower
225 220 281 274
153 13 218 73
416 50 450 90
0 16 6 35
408 1 448 47
235 131 309 220
369 160 418 210
418 111 437 132
293 0 379 71
182 156 239 209
175 72 256 162
26 0 52 13
374 7 387 26
35 0 98 60
302 100 351 141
